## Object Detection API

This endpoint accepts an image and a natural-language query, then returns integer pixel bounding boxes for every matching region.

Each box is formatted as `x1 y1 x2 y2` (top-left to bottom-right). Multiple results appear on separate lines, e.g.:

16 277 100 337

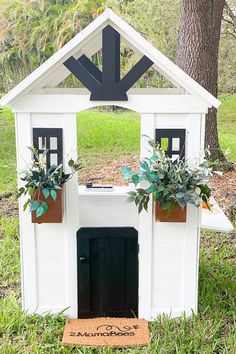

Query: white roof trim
0 8 220 108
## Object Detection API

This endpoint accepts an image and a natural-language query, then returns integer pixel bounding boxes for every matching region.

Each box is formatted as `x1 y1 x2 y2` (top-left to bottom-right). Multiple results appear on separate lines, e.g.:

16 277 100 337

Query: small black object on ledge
85 182 113 191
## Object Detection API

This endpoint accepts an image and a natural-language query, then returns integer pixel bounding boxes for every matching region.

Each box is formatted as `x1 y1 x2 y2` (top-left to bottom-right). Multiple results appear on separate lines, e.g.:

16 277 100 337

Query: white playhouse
0 9 233 320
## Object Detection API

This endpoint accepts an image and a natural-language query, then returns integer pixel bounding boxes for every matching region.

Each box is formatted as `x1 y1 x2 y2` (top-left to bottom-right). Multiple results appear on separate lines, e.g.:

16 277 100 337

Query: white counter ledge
78 185 130 196
78 186 234 233
201 197 234 233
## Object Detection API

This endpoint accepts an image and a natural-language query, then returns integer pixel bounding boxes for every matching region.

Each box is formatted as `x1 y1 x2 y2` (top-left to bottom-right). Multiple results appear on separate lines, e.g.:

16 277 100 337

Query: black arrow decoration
64 25 153 101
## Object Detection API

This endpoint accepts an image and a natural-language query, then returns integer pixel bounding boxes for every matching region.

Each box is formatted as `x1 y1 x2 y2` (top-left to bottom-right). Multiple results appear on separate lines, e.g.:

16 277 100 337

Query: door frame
64 107 154 320
77 227 139 318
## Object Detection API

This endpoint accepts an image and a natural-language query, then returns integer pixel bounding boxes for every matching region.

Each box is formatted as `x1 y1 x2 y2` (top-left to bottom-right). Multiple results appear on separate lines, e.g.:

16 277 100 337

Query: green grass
77 109 140 157
0 96 235 352
0 107 16 194
0 216 20 290
77 109 141 183
218 94 236 161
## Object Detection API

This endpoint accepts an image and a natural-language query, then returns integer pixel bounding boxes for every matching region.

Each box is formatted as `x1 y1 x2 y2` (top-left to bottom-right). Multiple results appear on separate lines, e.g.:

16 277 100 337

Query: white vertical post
138 113 155 320
183 114 202 314
15 112 38 313
200 114 206 153
184 206 200 314
63 113 80 318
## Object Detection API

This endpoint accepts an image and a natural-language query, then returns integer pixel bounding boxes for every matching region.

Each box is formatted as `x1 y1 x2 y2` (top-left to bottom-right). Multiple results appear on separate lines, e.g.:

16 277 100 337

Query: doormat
62 317 149 348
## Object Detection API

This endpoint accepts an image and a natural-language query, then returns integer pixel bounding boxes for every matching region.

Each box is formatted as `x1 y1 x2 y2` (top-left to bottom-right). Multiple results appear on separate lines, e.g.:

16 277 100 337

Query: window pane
50 154 58 166
172 138 180 151
50 137 57 150
171 154 179 161
161 137 169 150
38 137 45 149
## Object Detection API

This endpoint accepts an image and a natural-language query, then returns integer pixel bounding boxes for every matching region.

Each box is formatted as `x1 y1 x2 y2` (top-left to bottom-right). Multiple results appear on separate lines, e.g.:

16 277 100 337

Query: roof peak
0 9 220 108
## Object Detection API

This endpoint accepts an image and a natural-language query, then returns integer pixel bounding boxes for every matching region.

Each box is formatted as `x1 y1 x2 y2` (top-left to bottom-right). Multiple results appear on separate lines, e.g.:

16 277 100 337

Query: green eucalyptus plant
121 140 212 214
17 146 81 218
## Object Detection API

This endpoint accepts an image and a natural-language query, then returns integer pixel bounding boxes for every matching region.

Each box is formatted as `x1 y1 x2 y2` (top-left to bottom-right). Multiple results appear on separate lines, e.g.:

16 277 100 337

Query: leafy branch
17 146 81 218
121 140 212 214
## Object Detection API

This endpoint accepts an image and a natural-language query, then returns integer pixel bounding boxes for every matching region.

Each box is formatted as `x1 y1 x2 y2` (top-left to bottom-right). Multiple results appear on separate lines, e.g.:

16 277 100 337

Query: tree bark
176 0 226 162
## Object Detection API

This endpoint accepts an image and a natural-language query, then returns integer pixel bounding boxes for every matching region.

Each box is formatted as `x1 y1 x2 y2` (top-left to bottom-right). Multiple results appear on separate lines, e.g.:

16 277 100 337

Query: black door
77 227 138 318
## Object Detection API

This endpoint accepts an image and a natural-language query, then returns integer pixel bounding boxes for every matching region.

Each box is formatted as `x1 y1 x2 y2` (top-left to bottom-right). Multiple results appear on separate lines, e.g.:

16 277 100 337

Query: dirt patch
79 154 140 185
0 283 20 299
0 195 18 218
210 170 236 220
79 156 236 221
0 159 235 220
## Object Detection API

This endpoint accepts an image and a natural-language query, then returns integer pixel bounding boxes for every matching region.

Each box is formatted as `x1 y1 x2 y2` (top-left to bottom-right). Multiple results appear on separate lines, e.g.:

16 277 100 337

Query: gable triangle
63 25 153 101
0 8 220 108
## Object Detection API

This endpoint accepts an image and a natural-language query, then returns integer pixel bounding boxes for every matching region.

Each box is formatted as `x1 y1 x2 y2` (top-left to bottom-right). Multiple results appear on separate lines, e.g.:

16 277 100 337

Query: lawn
0 95 235 353
218 94 236 162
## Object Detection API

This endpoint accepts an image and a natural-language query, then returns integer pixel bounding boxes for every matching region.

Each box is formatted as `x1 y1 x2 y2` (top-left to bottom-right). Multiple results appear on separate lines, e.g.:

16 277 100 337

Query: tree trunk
176 0 226 162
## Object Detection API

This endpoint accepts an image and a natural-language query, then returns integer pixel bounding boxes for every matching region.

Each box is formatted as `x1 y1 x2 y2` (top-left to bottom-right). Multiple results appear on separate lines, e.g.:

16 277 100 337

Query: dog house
0 9 233 320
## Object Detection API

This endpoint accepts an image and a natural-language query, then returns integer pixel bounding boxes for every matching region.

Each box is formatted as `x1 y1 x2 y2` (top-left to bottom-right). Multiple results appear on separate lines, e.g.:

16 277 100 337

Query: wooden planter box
31 189 63 224
155 201 186 222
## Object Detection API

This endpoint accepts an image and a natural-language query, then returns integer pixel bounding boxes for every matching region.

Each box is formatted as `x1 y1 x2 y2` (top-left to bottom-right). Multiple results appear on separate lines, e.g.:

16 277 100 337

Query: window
33 128 63 168
156 129 186 160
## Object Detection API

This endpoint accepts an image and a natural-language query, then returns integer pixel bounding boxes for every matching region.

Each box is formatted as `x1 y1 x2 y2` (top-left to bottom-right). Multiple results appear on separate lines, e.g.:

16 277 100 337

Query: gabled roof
0 8 220 108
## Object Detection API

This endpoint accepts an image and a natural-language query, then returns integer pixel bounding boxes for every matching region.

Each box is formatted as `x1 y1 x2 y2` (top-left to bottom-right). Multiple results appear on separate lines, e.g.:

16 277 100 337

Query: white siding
150 113 202 319
151 223 185 316
78 193 138 229
35 224 68 310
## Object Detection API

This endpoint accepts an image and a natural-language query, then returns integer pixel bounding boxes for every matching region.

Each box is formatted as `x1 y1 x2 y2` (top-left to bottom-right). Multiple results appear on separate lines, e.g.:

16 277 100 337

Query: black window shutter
33 128 63 169
156 128 186 161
